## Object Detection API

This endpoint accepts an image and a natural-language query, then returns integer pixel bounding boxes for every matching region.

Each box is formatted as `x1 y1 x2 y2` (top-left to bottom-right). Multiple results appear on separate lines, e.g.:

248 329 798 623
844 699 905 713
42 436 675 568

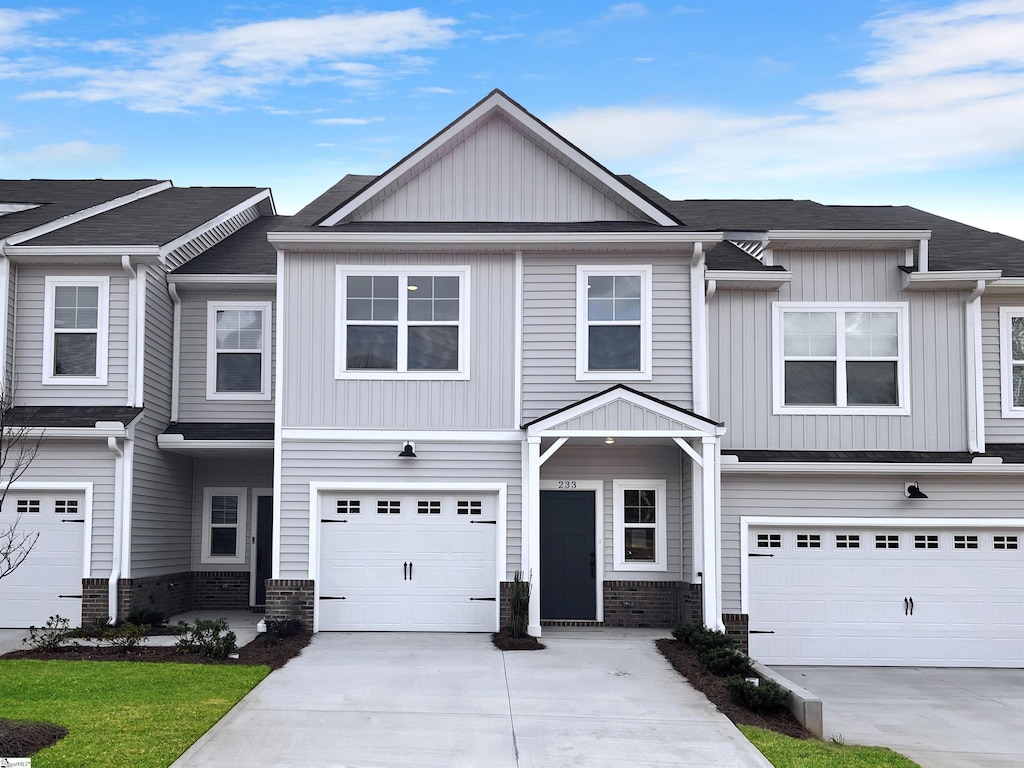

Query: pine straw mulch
656 638 809 739
0 632 312 758
491 628 545 651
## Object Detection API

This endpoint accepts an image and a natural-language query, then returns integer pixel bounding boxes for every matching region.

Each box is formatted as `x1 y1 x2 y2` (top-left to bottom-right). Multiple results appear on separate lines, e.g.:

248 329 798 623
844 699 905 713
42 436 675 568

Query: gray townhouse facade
1 91 1021 667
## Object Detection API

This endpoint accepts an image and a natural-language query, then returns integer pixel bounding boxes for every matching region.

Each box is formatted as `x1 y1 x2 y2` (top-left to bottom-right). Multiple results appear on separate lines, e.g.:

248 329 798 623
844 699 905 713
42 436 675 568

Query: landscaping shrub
508 570 531 639
698 646 752 676
682 625 735 653
104 622 151 651
174 618 237 659
260 618 304 647
725 675 789 714
23 616 73 651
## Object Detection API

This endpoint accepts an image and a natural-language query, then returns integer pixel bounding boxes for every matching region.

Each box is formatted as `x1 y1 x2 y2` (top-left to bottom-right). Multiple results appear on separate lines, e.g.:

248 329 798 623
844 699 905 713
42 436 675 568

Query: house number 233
557 481 578 489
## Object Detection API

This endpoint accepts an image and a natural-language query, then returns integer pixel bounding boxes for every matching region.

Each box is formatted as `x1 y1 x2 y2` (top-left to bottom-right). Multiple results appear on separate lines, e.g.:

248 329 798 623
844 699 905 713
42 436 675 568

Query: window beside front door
612 479 666 570
43 277 109 385
201 488 247 564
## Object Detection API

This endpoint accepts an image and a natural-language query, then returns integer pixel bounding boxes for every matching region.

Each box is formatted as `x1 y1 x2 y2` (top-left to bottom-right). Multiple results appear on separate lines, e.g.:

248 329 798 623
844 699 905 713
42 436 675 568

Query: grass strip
739 725 922 768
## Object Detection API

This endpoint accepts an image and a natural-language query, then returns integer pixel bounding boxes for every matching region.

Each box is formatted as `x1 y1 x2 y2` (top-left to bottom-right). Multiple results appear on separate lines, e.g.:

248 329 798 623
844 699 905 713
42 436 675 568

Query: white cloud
16 10 457 112
313 117 385 126
549 0 1024 183
417 86 454 94
3 140 122 169
483 33 525 42
602 3 648 21
0 8 62 51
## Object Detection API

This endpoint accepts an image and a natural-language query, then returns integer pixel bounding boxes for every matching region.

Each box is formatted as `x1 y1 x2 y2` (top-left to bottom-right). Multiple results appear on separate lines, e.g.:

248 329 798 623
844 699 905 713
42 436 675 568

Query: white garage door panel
319 493 496 632
749 526 1024 667
0 493 85 628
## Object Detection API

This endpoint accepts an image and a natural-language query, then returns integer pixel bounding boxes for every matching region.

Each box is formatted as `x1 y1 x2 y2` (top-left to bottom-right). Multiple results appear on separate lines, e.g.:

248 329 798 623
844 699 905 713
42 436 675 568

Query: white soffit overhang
767 229 931 250
902 270 1001 291
705 269 792 290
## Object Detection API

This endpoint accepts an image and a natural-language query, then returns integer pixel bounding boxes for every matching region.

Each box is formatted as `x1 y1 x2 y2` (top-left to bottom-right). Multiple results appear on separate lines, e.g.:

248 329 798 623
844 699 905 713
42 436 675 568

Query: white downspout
169 283 182 423
0 252 9 394
918 238 929 272
690 242 708 416
134 264 147 407
121 256 137 407
966 280 986 454
107 436 124 624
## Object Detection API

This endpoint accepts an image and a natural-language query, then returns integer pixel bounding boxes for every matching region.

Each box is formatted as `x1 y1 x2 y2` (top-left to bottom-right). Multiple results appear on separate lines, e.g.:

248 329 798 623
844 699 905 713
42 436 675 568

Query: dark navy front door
255 495 273 606
540 490 596 620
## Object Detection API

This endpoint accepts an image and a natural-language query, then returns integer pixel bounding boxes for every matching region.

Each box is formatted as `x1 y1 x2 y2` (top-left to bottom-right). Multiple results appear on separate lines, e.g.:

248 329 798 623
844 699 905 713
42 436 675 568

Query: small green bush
126 609 166 627
174 618 237 659
725 675 789 714
24 616 73 651
260 618 304 647
508 570 531 639
683 626 736 653
698 646 752 676
104 622 151 651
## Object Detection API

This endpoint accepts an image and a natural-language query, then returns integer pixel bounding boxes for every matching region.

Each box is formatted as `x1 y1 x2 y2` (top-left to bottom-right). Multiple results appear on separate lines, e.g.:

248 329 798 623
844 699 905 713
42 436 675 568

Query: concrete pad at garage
0 628 25 654
172 629 771 768
776 666 1024 768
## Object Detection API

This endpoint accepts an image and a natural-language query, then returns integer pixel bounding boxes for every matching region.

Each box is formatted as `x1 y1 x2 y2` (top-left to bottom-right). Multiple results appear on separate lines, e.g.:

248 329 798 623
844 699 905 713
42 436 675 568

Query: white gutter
106 436 124 625
121 434 134 582
766 229 931 241
121 257 137 407
5 244 162 259
721 460 1024 474
966 280 986 453
690 242 708 417
156 434 273 452
168 274 276 286
169 283 182 423
269 231 726 247
20 424 128 439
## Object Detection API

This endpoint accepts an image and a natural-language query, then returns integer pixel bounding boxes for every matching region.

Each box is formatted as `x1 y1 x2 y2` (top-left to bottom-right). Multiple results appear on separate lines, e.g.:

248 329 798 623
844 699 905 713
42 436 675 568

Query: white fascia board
984 277 1024 294
269 231 724 247
3 181 172 247
281 428 523 442
4 244 162 259
156 434 273 452
903 270 1001 291
704 270 792 289
159 189 273 259
24 424 128 439
534 428 721 438
766 229 931 241
167 274 276 288
722 461 1024 475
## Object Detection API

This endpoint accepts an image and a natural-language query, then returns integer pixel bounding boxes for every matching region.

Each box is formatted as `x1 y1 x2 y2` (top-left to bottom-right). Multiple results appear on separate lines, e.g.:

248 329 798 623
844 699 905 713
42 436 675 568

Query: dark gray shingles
174 215 286 275
163 422 275 440
282 175 376 228
5 405 144 427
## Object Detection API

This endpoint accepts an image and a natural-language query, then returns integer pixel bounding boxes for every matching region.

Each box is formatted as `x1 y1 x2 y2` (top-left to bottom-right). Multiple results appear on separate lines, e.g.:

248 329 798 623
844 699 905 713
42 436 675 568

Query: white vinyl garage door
748 525 1024 667
318 492 497 632
0 492 86 627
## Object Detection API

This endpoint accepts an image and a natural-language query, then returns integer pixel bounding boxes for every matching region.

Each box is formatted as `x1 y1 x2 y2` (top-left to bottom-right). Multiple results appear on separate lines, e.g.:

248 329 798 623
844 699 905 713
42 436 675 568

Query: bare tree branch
0 384 45 583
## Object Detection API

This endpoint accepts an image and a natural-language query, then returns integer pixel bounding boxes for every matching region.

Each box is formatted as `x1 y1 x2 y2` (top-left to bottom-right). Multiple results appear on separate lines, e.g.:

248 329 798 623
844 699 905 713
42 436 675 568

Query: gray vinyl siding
981 296 1024 441
177 289 276 422
281 252 516 429
12 265 130 405
709 249 968 451
720 471 1024 612
130 265 194 577
541 443 685 581
521 253 692 422
15 440 117 574
191 456 274 572
278 439 522 579
351 113 645 223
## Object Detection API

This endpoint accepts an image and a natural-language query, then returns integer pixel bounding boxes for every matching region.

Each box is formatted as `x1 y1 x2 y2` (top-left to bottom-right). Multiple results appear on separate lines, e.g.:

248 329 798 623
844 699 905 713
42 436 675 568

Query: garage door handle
320 596 346 600
909 596 914 616
59 594 82 599
403 562 408 580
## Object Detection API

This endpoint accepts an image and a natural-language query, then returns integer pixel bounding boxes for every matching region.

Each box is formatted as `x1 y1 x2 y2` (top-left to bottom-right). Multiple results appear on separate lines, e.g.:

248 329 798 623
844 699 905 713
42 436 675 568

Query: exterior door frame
540 480 604 623
250 488 274 607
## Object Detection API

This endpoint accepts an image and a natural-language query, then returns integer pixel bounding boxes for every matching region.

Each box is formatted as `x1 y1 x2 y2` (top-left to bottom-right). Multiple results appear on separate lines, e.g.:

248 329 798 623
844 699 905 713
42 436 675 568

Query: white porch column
526 437 543 636
701 435 724 630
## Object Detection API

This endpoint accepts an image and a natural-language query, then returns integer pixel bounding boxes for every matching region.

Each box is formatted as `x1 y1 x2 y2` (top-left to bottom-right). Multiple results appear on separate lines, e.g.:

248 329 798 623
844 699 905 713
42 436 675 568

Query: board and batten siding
130 265 194 577
281 251 516 429
709 249 968 451
542 443 686 581
981 296 1024 442
278 439 522 580
351 113 645 224
13 265 129 406
521 253 692 423
720 472 1024 612
176 288 276 422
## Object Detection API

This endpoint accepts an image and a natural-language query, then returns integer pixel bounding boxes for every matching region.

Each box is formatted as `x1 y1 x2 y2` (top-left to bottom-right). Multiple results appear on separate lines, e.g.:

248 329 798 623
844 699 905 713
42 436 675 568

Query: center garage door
748 525 1024 667
318 492 498 632
0 492 86 628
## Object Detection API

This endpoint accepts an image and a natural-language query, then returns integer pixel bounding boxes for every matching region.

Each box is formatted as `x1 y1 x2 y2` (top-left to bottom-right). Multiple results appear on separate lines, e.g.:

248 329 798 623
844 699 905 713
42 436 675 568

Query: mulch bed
491 629 545 650
0 718 68 758
656 638 809 739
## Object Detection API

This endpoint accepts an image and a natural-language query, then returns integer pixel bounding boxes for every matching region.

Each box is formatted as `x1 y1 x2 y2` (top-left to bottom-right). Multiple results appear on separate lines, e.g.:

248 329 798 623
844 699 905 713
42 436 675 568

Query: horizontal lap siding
710 249 968 451
278 440 522 579
981 297 1024 441
177 289 276 422
131 266 194 577
542 443 685 581
282 252 516 429
14 266 129 405
191 456 274 572
521 254 691 422
720 472 1024 612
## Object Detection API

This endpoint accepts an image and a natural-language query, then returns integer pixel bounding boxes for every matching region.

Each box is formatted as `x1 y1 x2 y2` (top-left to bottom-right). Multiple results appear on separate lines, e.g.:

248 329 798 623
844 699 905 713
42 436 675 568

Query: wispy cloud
483 33 525 42
0 8 63 50
13 10 457 112
2 140 123 169
602 3 648 21
549 0 1024 182
313 117 385 126
417 86 454 94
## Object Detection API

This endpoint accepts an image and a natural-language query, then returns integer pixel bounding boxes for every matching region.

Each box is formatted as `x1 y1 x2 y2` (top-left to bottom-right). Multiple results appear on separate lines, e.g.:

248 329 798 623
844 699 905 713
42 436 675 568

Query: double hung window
774 303 908 413
999 308 1024 417
201 488 246 564
337 266 468 379
207 302 272 399
576 265 652 380
43 277 109 385
612 479 666 570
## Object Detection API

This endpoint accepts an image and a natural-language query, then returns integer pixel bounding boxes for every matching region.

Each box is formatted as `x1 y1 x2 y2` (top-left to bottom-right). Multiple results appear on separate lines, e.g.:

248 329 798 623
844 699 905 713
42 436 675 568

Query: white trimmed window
773 302 909 414
577 265 652 381
207 302 272 400
612 479 666 571
999 307 1024 418
43 276 109 385
336 266 469 379
201 488 247 564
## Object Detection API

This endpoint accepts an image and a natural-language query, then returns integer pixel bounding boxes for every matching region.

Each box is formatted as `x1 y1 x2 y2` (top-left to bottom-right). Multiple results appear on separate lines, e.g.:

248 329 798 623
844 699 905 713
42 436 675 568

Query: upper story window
42 276 109 386
207 302 272 400
772 302 909 415
999 307 1024 418
335 266 469 380
576 265 652 381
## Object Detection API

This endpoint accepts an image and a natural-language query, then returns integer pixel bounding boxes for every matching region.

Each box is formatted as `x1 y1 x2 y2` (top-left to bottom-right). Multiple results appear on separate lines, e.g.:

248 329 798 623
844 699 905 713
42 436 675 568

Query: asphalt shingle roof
163 422 275 440
5 405 144 427
174 215 286 275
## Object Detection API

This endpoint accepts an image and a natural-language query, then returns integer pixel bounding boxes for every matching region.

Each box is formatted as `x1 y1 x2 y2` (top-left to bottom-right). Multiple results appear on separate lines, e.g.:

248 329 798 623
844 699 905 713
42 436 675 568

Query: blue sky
1 1 1021 237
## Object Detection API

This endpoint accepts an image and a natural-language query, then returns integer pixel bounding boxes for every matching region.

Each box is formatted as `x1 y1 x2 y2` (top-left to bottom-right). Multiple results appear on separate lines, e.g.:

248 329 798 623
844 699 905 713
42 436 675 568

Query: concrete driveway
0 628 25 654
776 666 1024 768
172 628 770 767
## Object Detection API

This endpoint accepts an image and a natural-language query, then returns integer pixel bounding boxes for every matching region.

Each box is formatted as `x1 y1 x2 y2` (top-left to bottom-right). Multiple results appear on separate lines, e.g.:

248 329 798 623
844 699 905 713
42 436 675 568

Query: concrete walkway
172 629 771 768
777 666 1024 768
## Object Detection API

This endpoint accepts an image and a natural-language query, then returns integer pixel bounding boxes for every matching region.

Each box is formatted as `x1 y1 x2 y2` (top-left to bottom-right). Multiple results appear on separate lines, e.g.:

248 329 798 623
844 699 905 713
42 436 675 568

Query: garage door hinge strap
62 519 85 523
469 597 497 601
748 553 774 557
749 630 775 634
321 519 348 523
59 594 83 599
470 520 496 524
319 596 346 600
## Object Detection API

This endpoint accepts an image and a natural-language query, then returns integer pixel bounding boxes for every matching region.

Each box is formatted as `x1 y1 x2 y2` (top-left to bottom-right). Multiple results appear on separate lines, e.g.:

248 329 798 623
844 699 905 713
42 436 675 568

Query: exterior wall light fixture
905 482 928 499
399 442 417 458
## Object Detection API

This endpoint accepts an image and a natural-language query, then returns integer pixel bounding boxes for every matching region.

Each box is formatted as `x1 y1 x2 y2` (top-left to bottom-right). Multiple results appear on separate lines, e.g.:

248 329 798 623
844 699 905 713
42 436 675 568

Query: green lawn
0 660 268 768
740 725 922 768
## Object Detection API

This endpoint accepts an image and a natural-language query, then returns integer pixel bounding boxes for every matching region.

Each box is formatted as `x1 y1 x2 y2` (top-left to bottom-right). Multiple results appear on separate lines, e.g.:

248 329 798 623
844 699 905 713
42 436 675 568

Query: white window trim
999 307 1024 418
200 487 247 565
335 265 471 381
612 479 667 571
771 301 910 415
42 276 109 386
576 264 653 381
206 301 272 400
